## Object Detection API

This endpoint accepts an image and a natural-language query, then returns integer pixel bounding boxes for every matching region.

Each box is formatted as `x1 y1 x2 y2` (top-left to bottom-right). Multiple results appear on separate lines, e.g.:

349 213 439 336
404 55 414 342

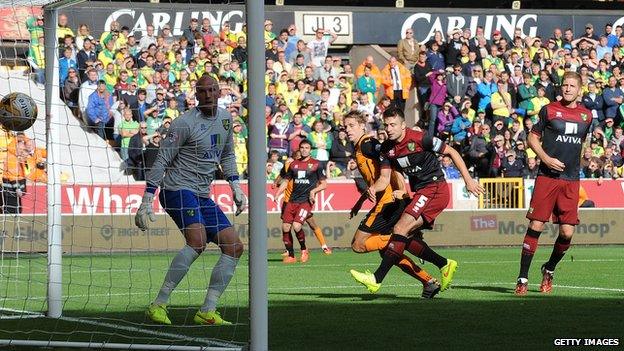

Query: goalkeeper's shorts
159 189 232 241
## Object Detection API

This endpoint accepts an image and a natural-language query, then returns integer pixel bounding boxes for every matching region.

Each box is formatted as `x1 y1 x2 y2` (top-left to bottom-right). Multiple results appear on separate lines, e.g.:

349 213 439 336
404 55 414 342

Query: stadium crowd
23 14 624 182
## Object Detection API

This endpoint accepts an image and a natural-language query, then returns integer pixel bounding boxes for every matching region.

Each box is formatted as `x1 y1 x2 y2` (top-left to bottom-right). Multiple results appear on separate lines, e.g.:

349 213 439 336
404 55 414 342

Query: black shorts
358 198 410 234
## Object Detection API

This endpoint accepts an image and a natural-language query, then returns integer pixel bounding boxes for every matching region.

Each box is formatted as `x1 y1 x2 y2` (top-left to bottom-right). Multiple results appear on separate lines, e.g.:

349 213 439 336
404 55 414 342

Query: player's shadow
270 291 401 301
452 284 515 294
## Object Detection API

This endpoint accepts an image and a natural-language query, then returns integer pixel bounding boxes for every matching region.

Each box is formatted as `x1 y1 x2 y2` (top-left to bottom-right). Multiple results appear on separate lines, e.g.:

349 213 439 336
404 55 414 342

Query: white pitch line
59 316 243 349
0 307 243 349
1 280 621 304
2 258 623 275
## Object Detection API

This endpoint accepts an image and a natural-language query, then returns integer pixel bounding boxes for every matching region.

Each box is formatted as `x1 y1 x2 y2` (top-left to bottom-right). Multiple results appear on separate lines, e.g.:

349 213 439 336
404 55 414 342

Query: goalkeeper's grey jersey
145 107 238 196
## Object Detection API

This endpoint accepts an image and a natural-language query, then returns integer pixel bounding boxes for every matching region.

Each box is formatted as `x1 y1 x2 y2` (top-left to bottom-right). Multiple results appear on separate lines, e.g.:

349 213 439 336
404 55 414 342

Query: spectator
450 108 472 146
59 47 77 88
476 70 498 116
397 27 419 70
447 63 469 105
307 27 337 67
127 122 149 180
63 68 81 113
308 120 333 162
440 155 460 179
602 76 623 119
582 82 605 131
269 112 290 156
287 112 311 153
427 70 448 136
381 56 412 111
86 80 114 139
329 128 353 171
27 35 45 85
583 156 602 178
413 51 432 116
118 108 139 161
502 149 524 177
357 65 377 104
524 157 539 179
437 101 458 140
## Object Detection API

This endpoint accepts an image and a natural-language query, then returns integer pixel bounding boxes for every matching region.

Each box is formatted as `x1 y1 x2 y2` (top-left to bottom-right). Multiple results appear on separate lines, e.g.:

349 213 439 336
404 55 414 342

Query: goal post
0 0 267 349
43 0 66 320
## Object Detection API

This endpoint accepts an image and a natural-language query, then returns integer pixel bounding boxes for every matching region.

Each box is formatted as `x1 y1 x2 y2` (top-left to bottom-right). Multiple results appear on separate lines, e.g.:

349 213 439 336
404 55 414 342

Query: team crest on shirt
308 163 313 170
580 113 588 121
407 142 415 152
222 119 231 131
389 149 395 156
186 209 195 216
168 131 178 143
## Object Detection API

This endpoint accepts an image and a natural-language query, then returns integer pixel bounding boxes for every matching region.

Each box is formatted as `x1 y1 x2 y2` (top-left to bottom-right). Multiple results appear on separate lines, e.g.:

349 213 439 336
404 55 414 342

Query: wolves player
351 107 483 293
515 72 591 295
135 76 247 325
275 140 327 263
343 111 440 298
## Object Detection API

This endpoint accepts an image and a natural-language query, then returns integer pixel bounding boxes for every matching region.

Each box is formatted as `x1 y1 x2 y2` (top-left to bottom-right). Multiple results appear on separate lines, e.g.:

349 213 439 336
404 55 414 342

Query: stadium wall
1 209 622 253
5 4 624 45
12 179 624 216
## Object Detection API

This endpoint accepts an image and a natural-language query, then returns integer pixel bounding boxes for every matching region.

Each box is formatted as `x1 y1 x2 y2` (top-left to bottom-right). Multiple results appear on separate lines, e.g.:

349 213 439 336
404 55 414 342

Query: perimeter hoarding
29 4 624 47
1 209 621 253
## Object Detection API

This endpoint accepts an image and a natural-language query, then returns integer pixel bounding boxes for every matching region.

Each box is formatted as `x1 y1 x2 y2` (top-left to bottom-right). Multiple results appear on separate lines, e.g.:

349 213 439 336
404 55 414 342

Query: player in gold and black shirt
343 111 440 298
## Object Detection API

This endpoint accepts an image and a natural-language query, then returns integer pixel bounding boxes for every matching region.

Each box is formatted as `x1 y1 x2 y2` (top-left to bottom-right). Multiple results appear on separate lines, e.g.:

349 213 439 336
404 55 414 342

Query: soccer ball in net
0 92 39 131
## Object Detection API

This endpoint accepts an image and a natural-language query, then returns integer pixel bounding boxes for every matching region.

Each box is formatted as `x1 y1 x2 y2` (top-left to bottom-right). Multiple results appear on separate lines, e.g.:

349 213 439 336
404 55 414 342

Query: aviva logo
202 134 223 159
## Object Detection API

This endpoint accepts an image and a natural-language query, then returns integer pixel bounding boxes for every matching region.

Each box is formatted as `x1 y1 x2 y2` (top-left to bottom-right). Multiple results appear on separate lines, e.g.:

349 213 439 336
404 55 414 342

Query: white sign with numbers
294 12 353 45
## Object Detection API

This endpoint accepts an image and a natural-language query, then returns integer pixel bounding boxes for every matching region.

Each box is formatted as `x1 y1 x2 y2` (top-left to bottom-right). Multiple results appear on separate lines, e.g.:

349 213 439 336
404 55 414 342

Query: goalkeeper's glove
135 193 156 231
229 181 247 216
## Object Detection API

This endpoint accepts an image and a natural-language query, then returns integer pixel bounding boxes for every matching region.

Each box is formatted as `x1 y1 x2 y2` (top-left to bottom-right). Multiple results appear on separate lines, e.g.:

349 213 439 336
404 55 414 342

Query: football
0 92 39 131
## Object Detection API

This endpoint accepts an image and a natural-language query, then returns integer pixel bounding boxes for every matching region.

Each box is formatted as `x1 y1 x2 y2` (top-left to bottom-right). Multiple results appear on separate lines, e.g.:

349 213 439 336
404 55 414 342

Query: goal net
0 0 253 349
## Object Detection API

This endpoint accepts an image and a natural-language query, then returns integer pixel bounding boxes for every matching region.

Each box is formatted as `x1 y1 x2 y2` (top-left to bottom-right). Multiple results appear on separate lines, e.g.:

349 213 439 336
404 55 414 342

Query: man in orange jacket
2 133 29 214
381 56 412 111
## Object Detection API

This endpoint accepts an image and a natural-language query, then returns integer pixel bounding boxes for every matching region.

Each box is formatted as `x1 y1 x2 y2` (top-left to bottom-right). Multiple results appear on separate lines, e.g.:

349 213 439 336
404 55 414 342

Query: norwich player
274 154 333 258
343 111 440 298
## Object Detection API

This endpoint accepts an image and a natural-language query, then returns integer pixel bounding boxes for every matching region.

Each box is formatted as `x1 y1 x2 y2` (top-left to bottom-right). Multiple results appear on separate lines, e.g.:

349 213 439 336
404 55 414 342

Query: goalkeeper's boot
539 264 554 294
194 310 232 326
421 278 441 299
322 246 333 255
515 278 528 296
282 256 297 264
350 269 381 293
440 259 458 291
146 303 171 325
300 249 310 263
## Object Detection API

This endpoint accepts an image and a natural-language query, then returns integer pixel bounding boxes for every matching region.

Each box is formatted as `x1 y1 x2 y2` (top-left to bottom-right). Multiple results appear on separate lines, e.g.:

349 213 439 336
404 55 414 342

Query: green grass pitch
0 246 622 350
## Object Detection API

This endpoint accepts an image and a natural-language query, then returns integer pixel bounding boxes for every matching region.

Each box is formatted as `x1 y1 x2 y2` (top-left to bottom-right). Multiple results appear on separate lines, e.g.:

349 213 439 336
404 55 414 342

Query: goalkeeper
135 75 247 326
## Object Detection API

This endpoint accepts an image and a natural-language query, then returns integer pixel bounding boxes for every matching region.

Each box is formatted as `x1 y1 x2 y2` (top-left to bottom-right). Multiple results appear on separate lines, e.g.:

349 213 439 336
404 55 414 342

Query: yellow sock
313 227 327 247
363 235 390 252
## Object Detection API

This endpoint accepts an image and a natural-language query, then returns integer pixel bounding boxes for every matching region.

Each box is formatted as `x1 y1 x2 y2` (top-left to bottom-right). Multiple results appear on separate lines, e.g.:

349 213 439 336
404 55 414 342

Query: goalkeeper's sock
544 236 571 272
518 228 541 279
154 245 199 305
282 231 294 257
201 254 238 312
373 234 408 283
312 227 327 247
364 234 390 252
295 229 306 250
